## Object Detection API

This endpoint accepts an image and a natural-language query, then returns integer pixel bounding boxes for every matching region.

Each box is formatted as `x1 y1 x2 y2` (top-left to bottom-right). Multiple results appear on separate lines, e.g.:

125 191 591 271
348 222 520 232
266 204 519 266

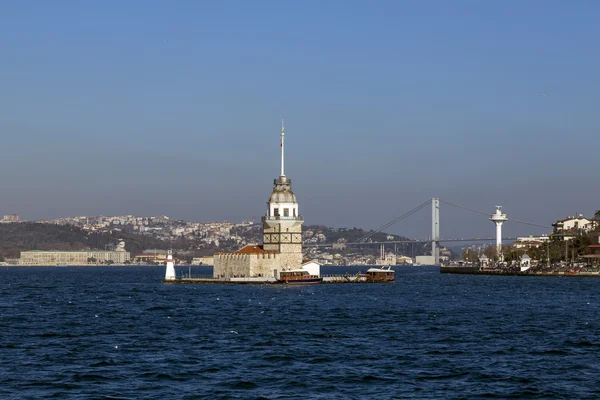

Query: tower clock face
263 234 271 243
292 234 302 243
281 234 291 242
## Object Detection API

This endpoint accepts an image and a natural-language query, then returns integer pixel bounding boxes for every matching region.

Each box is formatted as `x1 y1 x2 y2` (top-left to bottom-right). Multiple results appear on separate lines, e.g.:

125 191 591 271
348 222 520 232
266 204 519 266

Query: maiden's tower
213 122 305 279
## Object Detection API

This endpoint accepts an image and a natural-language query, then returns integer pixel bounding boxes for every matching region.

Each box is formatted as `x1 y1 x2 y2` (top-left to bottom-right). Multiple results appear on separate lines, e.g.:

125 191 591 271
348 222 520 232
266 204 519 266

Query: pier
164 277 278 284
163 272 395 284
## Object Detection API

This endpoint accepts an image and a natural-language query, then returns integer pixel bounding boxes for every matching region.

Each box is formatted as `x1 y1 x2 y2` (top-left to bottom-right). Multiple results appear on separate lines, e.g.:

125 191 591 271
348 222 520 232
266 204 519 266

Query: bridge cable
439 199 552 229
359 199 432 243
438 199 489 217
508 219 552 229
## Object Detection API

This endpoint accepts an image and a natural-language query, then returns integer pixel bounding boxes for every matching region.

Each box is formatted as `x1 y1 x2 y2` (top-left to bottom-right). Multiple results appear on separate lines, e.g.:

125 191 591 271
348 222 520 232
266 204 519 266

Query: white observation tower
490 206 508 261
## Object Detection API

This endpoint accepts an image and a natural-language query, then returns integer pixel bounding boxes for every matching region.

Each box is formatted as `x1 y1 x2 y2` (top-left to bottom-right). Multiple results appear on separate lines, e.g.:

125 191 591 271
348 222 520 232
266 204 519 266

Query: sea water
1 266 600 399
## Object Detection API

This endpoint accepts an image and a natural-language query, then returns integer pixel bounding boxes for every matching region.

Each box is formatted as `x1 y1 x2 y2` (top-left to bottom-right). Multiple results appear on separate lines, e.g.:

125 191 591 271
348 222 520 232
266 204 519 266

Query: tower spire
280 119 285 177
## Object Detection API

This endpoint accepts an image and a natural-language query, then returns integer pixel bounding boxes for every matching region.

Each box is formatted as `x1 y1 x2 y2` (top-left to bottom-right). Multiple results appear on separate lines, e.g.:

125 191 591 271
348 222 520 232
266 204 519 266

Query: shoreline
440 266 600 277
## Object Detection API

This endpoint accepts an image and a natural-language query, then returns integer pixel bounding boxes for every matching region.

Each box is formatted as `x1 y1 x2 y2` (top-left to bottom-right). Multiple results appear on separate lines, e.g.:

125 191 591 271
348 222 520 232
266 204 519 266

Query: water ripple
1 266 600 398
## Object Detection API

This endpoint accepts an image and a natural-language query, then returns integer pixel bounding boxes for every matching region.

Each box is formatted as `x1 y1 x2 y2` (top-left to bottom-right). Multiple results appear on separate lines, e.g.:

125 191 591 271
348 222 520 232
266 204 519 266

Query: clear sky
1 1 598 239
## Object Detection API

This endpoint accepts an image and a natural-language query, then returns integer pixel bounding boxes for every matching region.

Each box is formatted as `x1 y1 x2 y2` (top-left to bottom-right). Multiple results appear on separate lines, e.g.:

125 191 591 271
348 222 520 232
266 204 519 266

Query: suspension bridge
304 198 552 264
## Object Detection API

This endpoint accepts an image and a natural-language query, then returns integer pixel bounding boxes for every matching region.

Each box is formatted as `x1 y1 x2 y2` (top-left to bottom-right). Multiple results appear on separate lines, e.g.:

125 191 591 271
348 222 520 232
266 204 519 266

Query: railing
180 273 214 280
261 216 304 221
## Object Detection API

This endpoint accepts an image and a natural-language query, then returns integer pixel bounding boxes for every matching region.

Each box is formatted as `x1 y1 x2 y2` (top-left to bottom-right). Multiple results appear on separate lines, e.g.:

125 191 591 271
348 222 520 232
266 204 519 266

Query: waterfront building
133 254 169 264
18 241 130 266
553 215 597 236
479 254 490 268
375 251 397 266
414 255 435 266
213 122 305 279
191 256 214 265
19 249 130 266
396 255 413 265
1 214 20 223
513 235 551 249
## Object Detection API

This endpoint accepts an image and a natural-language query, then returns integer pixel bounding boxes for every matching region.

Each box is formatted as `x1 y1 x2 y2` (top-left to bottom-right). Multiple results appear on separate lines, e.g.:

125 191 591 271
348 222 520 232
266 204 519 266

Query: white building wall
414 255 436 266
561 218 594 232
213 253 303 279
269 202 299 217
19 250 130 265
301 261 320 277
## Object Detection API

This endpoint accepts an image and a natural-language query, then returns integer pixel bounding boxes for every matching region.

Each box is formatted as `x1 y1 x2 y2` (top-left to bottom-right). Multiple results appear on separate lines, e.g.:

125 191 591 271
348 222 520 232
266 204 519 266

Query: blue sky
1 1 598 239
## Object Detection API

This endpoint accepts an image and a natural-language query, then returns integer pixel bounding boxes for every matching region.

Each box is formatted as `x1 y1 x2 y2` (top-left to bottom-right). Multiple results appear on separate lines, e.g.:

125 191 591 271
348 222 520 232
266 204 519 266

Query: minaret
490 206 508 261
165 250 176 280
262 122 303 265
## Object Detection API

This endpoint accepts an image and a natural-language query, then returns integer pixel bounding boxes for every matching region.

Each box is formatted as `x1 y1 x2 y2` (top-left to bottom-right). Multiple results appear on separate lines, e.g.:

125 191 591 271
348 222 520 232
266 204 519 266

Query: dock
164 276 278 284
163 274 395 284
322 276 365 283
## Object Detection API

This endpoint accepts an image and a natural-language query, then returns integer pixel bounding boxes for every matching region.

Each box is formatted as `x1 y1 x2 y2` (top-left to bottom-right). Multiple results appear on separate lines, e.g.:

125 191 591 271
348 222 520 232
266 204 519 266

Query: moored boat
365 266 395 282
278 269 322 284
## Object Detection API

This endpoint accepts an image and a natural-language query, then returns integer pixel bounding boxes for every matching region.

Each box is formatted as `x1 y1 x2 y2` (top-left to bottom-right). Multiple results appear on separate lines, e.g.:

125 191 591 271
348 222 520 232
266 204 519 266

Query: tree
87 257 97 263
484 246 497 260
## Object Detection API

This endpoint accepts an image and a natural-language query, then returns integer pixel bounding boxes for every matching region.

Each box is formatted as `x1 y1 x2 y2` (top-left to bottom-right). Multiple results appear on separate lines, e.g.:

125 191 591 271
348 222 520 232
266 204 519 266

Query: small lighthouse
490 206 508 261
165 250 176 281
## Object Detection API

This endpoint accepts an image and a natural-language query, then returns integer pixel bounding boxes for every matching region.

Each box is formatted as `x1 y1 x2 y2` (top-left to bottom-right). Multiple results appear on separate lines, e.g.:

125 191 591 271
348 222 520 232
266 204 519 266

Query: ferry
278 269 322 285
365 266 395 282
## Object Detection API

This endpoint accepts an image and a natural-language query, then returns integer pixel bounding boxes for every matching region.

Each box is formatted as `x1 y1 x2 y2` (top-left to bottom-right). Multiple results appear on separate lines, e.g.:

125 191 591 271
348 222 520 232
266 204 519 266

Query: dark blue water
2 266 600 399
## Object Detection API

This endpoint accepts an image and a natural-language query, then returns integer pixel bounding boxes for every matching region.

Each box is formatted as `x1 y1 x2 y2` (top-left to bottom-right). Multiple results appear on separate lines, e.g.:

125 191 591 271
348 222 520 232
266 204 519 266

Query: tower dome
268 177 298 204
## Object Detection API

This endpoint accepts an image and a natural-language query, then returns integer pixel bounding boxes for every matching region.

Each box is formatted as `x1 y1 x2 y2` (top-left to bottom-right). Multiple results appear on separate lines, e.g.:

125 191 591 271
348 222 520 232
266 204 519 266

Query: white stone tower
490 206 508 261
165 250 176 280
262 121 304 267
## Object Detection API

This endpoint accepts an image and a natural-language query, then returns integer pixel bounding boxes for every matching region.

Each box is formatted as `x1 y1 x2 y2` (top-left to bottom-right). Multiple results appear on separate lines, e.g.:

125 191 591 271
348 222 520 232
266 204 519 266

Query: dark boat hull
278 278 322 285
365 278 395 283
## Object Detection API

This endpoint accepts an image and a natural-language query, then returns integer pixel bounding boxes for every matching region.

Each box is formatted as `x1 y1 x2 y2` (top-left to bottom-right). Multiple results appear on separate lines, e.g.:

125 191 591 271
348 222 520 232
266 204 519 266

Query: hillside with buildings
0 215 430 265
0 223 168 260
6 209 598 267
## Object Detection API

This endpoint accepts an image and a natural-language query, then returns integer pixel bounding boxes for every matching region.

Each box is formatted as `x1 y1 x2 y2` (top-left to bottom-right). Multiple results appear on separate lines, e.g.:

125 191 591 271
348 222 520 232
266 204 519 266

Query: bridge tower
432 198 440 265
490 206 508 261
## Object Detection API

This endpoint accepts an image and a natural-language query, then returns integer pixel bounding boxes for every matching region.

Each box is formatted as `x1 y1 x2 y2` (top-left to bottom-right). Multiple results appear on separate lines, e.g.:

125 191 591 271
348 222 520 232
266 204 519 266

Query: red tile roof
233 245 278 255
215 245 284 256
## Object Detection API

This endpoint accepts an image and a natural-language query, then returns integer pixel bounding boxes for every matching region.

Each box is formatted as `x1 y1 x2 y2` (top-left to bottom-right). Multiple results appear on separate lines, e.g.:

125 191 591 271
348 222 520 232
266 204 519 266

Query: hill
0 222 423 262
0 223 170 260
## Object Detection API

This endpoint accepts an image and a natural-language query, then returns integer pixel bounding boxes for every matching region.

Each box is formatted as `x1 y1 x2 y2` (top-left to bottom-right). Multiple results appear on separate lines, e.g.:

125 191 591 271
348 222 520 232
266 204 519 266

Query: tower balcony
262 215 304 222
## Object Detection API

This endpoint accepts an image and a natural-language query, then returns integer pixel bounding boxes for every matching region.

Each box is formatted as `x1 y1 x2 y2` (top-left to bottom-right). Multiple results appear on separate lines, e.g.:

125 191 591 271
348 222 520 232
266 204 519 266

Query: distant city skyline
1 1 599 239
